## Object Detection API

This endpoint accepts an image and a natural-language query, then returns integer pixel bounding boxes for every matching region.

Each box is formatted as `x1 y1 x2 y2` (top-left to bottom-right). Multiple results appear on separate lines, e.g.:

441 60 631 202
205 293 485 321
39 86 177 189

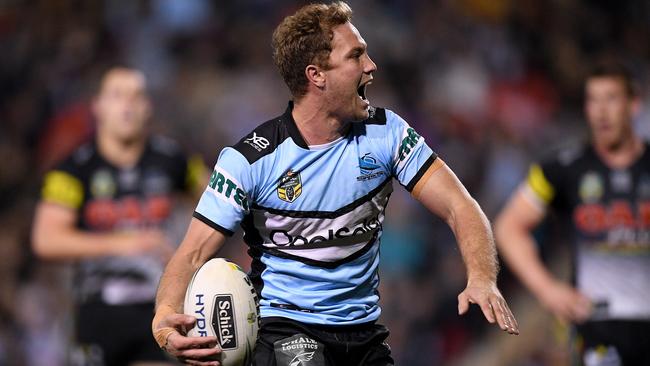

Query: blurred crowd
1 0 649 365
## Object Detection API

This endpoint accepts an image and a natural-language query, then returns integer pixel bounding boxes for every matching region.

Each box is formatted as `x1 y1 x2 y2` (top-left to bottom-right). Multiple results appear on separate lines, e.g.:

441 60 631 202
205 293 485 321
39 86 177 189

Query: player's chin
351 101 370 121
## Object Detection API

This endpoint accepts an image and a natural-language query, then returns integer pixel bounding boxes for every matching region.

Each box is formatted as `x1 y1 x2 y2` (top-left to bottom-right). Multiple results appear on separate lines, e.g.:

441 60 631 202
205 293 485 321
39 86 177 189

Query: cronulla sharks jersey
194 103 437 325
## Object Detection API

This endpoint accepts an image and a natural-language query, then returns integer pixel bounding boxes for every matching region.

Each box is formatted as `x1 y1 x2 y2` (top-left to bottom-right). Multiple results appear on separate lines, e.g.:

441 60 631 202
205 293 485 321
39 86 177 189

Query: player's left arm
413 159 519 335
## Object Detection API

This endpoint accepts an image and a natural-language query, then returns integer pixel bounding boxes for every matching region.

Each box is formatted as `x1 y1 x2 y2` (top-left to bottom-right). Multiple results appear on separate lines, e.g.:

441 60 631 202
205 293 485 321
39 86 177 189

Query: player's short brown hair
587 61 637 97
272 1 353 100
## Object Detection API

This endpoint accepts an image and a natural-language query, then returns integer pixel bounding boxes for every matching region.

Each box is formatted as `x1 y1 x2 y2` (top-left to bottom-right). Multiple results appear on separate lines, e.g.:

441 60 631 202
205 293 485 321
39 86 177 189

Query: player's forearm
155 251 199 315
494 218 556 297
449 198 499 284
32 228 129 260
154 218 226 316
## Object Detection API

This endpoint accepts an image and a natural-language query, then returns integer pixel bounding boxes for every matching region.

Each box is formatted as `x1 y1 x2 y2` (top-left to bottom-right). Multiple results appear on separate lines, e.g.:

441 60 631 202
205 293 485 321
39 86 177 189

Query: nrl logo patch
277 169 302 203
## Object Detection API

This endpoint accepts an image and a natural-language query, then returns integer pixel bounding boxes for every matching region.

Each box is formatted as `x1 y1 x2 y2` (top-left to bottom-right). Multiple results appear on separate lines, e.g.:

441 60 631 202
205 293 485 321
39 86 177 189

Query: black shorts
73 302 171 366
575 320 650 366
253 317 393 366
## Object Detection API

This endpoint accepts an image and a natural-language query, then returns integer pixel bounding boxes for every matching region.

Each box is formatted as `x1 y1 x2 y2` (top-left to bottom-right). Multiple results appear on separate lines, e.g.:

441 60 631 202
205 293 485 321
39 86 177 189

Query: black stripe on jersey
404 154 438 192
232 117 291 164
283 103 309 149
260 233 378 269
231 102 310 163
192 211 234 236
251 176 392 219
365 106 387 125
247 246 267 303
232 102 387 164
241 212 264 246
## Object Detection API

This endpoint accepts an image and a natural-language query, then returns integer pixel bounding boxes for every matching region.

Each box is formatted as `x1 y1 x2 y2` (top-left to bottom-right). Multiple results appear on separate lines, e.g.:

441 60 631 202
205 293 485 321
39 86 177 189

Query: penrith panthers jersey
41 136 203 305
194 103 437 325
524 143 650 320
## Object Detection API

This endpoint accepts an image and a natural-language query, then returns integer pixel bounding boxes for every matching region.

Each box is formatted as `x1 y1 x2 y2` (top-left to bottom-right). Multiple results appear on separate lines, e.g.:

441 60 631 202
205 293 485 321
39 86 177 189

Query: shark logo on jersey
278 169 302 203
357 153 385 181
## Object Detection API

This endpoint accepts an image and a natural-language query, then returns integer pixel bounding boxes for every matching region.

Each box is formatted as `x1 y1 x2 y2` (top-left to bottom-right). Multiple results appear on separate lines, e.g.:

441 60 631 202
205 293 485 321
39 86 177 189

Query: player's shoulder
149 135 184 158
54 141 96 173
230 112 289 165
539 140 590 170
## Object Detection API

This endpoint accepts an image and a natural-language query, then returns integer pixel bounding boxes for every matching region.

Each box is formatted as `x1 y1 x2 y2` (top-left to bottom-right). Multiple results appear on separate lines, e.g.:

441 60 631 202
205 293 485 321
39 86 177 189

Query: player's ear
305 64 326 89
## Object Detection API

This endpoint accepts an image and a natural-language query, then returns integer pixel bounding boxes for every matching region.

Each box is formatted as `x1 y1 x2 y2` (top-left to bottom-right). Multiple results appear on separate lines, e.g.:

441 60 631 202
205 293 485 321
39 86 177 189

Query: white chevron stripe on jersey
251 181 392 262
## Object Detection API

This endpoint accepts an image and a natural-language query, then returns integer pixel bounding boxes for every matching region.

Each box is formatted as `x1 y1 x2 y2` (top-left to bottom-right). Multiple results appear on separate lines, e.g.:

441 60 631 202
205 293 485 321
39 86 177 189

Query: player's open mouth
357 81 371 102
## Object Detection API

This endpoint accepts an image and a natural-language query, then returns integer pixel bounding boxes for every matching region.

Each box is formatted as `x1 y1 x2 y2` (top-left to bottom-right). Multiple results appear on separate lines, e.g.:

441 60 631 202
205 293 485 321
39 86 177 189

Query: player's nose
364 54 377 74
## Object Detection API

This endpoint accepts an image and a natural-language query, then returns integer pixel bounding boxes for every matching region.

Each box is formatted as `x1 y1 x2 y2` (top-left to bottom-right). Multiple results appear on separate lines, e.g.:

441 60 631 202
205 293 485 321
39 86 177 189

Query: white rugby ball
184 258 260 366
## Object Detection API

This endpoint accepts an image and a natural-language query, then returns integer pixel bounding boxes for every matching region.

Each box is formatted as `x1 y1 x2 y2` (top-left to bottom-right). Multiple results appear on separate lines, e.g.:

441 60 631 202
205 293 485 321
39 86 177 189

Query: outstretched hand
458 279 519 335
153 313 222 365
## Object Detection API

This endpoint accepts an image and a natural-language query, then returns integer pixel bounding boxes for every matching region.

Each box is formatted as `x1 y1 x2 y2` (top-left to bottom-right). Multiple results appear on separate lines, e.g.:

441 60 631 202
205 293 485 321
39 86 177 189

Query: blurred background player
32 67 206 366
495 63 650 365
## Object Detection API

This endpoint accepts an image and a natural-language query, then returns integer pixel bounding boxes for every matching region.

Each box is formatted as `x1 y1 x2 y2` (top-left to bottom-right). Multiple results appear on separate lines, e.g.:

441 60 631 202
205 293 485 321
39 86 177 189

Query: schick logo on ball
193 294 208 337
213 295 238 349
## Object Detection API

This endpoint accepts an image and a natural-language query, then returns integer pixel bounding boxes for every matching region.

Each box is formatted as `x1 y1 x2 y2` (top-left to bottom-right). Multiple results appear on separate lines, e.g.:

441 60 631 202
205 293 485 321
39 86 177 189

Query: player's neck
593 133 644 169
96 130 147 168
292 98 349 146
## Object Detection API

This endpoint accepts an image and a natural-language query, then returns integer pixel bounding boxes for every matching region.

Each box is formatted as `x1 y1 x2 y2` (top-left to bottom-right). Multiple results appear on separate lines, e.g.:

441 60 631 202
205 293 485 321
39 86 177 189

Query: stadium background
0 0 648 365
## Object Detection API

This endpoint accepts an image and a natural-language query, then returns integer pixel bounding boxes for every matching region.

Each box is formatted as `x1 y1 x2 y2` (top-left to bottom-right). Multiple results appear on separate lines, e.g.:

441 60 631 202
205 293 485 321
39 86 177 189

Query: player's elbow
493 213 511 249
494 211 530 253
32 232 51 259
31 225 60 259
445 195 482 229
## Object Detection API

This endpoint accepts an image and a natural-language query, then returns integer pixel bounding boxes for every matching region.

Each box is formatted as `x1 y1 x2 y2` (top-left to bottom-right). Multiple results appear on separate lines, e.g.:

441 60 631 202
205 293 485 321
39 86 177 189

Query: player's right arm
494 165 591 323
152 218 226 364
32 170 171 260
153 147 254 364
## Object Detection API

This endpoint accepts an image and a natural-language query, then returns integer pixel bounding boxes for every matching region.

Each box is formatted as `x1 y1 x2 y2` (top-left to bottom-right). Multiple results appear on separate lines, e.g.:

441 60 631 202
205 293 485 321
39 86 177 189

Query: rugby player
153 2 518 365
495 63 650 365
32 67 205 366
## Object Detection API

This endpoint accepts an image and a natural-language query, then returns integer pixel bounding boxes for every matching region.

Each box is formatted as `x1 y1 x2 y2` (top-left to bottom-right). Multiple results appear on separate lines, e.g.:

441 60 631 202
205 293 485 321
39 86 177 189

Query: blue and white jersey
194 103 437 325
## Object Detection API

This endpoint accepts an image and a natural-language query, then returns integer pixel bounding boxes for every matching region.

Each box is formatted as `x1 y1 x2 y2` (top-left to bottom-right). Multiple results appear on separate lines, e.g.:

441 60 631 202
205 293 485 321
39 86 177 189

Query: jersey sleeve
41 157 84 210
193 147 253 236
524 159 564 207
385 109 438 191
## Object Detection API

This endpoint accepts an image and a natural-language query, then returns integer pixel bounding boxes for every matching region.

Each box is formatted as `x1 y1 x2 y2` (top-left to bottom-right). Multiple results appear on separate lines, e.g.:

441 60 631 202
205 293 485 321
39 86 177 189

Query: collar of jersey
282 101 348 151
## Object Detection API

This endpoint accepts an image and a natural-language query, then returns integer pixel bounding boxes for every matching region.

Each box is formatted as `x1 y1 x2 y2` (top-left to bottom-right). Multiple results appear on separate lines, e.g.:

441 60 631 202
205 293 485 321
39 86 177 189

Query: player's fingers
495 298 519 335
477 297 496 323
162 313 196 328
502 299 519 332
489 296 507 330
178 345 222 359
169 333 220 351
457 292 470 315
180 358 221 366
